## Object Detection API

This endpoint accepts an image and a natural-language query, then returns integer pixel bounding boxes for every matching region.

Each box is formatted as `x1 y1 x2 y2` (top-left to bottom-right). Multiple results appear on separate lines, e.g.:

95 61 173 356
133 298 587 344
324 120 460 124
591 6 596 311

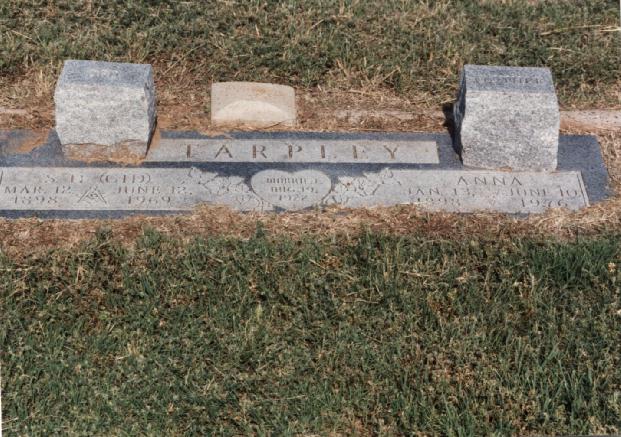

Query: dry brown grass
1 65 619 133
0 69 620 257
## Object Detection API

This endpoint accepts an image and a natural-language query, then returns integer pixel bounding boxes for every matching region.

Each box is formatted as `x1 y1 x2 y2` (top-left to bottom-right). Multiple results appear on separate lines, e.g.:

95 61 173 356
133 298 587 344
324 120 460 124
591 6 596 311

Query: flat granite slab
0 130 610 218
148 137 439 164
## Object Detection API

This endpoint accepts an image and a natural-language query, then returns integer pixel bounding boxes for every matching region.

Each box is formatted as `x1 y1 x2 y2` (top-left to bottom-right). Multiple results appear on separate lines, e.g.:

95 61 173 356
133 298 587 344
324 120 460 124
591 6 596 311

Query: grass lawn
0 0 619 106
1 230 620 435
1 1 620 435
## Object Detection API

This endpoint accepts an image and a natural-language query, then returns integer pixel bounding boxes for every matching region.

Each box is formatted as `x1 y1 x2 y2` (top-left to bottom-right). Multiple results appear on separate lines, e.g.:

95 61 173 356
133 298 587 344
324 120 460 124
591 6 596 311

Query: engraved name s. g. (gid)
0 167 270 212
147 138 439 164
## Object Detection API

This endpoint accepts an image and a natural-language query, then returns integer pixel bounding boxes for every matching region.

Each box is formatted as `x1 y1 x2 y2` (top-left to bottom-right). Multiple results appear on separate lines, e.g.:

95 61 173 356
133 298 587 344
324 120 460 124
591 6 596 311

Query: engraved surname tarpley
0 167 588 214
148 138 439 164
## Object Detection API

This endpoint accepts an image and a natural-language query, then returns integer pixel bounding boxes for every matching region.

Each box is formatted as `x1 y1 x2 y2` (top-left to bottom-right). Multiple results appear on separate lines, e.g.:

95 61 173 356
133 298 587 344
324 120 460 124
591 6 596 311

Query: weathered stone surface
454 65 560 171
0 130 609 217
148 138 439 163
0 167 268 212
251 170 332 210
329 169 587 213
54 60 157 159
561 110 621 132
0 130 48 157
0 167 587 214
211 82 296 128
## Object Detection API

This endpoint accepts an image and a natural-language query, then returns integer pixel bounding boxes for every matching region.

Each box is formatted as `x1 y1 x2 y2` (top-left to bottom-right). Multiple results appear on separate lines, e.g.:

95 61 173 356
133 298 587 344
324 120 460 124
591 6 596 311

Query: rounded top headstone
211 82 297 128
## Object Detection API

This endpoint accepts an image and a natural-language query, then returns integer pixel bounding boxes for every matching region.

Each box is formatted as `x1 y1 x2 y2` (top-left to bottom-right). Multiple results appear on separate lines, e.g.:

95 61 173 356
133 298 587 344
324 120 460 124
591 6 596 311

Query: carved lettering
473 76 544 87
149 139 439 164
0 168 588 214
288 144 302 159
253 145 267 159
4 185 43 194
383 145 399 160
214 145 233 159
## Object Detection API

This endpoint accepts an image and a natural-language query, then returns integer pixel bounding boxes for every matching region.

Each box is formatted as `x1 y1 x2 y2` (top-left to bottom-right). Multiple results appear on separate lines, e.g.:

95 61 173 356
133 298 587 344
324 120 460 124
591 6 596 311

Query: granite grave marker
0 130 608 217
0 166 589 214
148 137 439 163
54 60 157 161
454 65 560 171
0 63 610 218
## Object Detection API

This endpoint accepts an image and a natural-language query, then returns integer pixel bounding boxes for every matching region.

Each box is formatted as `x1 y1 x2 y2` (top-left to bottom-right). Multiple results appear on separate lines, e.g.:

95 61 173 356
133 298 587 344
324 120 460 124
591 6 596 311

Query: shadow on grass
1 229 620 435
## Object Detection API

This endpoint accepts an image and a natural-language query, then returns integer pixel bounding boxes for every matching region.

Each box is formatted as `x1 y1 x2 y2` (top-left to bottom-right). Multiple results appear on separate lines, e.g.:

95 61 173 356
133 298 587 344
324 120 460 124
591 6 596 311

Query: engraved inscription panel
148 138 439 164
251 170 331 210
471 75 544 88
0 167 270 212
465 66 555 93
329 169 588 213
0 167 588 214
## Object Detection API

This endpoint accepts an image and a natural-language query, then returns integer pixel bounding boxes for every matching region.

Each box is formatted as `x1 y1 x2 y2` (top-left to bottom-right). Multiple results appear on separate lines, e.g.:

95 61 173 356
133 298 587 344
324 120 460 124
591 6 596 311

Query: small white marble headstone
54 60 157 160
211 82 297 128
454 65 560 171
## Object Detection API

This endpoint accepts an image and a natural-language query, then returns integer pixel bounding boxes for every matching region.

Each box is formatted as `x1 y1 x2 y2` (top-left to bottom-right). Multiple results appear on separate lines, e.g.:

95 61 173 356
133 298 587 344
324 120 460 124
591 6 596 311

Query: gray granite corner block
54 60 157 159
454 65 560 171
